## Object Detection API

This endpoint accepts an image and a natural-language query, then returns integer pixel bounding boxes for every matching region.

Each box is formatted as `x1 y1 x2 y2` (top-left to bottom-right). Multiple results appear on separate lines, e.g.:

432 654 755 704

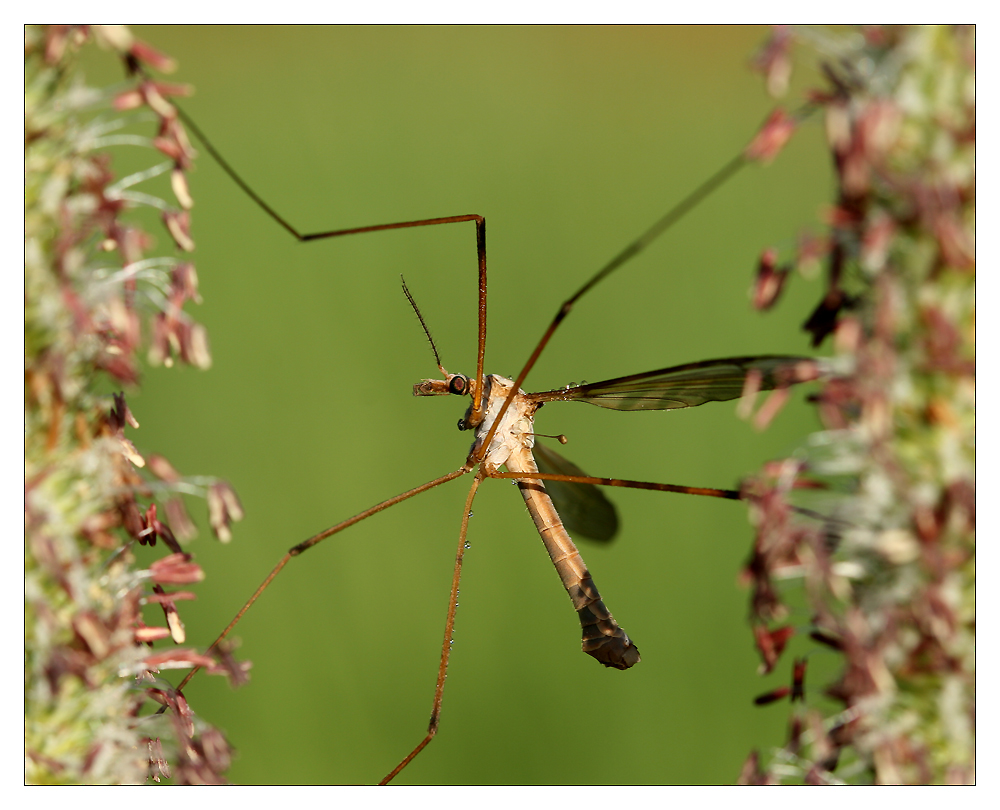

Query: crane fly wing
532 441 619 543
529 355 821 412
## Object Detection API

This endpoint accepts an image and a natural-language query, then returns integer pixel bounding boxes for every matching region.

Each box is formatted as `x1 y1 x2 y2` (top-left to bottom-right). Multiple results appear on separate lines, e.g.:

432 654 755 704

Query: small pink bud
754 686 791 706
147 738 171 782
135 626 172 643
171 168 194 210
120 437 145 468
745 109 796 164
182 322 212 369
146 454 181 482
754 387 790 432
750 26 793 98
113 89 144 111
129 40 177 72
752 248 789 311
754 624 795 674
208 481 243 542
171 263 201 304
791 658 807 702
141 81 176 119
163 210 195 252
149 553 204 584
737 368 763 420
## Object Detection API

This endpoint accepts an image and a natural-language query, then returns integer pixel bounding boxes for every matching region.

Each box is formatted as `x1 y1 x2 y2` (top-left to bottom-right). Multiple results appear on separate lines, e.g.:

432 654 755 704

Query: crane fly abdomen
576 601 641 670
514 465 640 671
472 374 640 670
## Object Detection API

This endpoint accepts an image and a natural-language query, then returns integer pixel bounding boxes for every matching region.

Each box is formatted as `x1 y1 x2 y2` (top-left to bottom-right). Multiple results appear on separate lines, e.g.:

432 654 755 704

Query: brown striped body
471 374 640 669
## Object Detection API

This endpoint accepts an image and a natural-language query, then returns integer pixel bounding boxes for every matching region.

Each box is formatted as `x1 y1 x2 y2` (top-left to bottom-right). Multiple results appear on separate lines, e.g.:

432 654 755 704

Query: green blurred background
83 26 831 784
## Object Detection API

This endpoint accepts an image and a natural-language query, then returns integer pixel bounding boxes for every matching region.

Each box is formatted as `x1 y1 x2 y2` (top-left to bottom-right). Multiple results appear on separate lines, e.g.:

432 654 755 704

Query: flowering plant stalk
25 25 245 784
738 26 974 785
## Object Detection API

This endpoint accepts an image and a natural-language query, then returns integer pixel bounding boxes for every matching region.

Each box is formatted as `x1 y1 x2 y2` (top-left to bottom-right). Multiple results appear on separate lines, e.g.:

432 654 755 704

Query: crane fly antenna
402 276 446 376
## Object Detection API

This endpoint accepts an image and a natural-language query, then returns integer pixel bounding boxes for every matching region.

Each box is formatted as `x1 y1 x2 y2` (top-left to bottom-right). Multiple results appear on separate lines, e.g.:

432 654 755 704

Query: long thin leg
379 470 486 785
174 104 492 415
177 95 795 468
175 467 469 692
487 470 838 524
472 153 749 460
486 470 740 500
175 104 474 241
468 219 488 426
474 104 817 460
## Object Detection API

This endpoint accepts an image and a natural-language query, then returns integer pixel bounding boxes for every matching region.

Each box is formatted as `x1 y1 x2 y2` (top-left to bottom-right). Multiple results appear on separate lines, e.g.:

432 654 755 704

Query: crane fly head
413 372 489 433
413 372 470 398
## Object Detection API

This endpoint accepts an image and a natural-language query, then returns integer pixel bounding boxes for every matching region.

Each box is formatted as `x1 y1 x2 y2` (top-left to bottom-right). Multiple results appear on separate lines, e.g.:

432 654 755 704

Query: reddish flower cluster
25 26 245 784
738 26 975 785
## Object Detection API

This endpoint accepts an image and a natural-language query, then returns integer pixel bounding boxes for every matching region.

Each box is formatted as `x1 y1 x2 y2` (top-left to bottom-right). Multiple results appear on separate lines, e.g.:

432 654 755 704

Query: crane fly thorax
413 372 535 468
470 375 537 470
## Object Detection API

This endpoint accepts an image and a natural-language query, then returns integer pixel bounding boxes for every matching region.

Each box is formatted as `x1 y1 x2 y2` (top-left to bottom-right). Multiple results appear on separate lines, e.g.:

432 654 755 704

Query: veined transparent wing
532 441 619 543
528 355 821 412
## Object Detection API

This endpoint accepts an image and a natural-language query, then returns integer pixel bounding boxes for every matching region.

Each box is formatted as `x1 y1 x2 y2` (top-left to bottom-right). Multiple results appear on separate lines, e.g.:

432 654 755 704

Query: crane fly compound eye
449 375 469 396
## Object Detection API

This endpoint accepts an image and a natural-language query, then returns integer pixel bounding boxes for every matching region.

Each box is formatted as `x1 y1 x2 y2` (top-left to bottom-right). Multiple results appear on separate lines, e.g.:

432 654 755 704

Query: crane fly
169 150 820 782
128 27 828 785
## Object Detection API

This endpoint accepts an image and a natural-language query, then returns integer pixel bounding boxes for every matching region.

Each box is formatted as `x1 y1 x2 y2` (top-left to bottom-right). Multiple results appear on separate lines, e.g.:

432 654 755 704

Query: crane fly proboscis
109 28 832 784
